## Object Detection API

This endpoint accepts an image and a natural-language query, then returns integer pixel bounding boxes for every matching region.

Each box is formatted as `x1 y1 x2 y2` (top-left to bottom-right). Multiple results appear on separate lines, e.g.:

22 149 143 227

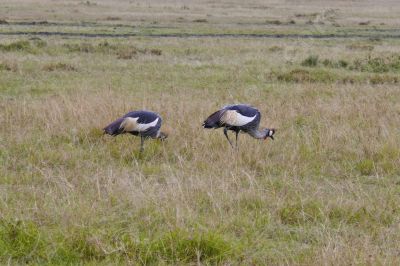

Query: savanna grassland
1 0 400 265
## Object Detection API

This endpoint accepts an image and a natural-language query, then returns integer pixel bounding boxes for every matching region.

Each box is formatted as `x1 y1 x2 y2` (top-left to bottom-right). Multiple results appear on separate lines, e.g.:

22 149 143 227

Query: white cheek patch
221 110 256 126
120 117 159 132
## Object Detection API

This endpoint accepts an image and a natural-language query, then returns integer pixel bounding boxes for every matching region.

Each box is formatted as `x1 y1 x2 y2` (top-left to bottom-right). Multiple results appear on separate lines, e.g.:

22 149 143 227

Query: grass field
1 0 400 265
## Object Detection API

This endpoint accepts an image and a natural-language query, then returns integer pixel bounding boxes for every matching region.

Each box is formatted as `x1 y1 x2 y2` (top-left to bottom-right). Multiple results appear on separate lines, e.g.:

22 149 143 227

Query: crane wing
220 110 257 126
203 109 226 128
120 117 159 132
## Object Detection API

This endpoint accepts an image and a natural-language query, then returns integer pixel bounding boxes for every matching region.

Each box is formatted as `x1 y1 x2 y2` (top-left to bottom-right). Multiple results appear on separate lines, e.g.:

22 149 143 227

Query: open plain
1 0 400 264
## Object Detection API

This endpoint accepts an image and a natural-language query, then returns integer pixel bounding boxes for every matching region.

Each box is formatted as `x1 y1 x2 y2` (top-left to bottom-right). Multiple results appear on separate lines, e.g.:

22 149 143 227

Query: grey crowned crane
203 104 275 148
103 110 168 153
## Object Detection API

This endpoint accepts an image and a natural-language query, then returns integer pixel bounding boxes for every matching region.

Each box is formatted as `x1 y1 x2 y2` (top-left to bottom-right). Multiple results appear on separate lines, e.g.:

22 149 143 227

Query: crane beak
270 135 274 140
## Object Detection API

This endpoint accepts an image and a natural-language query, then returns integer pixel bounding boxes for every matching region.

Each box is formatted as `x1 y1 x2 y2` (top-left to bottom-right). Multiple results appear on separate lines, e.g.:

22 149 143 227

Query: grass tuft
301 55 319 67
0 40 31 52
0 39 47 54
356 159 375 176
0 220 45 262
274 68 335 83
351 56 400 73
192 18 208 23
279 201 324 225
141 229 234 263
322 58 349 68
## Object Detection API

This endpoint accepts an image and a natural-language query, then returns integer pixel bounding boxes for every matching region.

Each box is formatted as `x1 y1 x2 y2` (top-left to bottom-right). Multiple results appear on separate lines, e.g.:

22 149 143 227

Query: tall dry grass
2 80 400 263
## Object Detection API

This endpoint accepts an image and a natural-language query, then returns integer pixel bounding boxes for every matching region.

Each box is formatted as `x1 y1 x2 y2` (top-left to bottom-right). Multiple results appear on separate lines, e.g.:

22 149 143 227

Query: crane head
158 131 168 141
265 128 276 140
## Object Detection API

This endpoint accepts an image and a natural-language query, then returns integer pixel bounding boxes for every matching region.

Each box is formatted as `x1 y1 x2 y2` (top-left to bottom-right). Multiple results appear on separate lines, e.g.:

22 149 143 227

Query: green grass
0 40 32 52
301 55 319 67
0 221 234 264
300 53 400 73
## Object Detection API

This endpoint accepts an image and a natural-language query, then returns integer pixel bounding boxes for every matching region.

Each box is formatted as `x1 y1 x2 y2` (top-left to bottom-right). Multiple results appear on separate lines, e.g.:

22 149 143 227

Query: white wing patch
120 117 159 132
221 110 256 126
136 117 159 131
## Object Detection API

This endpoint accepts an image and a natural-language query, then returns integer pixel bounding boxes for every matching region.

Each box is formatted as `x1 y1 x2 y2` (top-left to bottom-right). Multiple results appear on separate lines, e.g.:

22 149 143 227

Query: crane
203 104 275 148
104 110 168 153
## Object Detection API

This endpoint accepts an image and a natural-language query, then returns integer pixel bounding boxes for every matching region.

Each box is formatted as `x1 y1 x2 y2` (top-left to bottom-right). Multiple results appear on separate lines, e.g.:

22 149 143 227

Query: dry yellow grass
1 1 400 265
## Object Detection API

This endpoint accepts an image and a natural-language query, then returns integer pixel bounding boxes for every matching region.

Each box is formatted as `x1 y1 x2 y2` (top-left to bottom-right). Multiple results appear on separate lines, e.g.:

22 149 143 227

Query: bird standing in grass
203 104 275 148
103 110 168 153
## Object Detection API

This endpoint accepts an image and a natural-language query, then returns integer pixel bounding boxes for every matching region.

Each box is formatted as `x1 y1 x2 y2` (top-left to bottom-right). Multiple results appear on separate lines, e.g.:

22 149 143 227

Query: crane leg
140 136 145 153
223 128 234 148
235 131 239 150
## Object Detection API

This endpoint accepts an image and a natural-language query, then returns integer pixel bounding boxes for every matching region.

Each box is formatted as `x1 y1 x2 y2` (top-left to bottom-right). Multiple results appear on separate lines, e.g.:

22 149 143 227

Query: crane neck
248 128 268 139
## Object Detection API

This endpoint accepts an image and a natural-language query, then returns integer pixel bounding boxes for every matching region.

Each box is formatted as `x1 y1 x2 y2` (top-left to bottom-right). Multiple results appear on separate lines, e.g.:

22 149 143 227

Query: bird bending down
202 104 275 148
103 110 168 153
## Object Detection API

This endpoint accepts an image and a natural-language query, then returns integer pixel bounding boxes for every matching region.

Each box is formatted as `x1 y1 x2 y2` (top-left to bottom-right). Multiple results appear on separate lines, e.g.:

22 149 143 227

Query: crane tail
103 117 125 136
203 110 224 128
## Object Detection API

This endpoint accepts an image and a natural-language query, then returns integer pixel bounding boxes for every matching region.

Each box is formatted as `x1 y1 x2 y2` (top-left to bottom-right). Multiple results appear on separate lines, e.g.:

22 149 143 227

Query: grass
62 41 162 59
0 40 32 52
301 55 319 67
0 221 233 264
0 61 17 72
1 0 400 265
301 54 400 73
42 62 77 72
